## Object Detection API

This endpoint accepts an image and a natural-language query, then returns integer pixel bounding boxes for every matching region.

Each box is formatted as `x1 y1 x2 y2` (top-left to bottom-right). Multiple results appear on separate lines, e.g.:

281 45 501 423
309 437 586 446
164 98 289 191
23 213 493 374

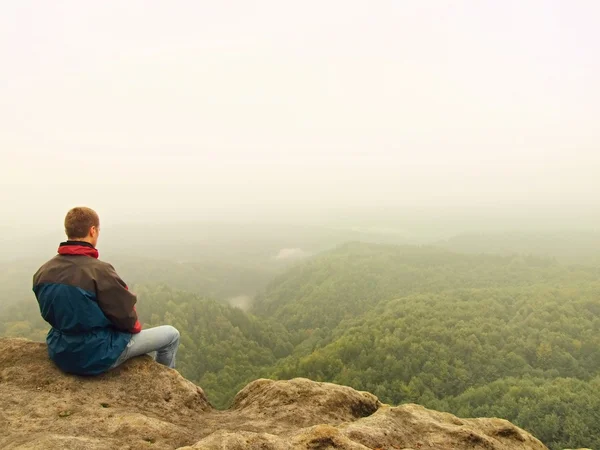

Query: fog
1 1 599 237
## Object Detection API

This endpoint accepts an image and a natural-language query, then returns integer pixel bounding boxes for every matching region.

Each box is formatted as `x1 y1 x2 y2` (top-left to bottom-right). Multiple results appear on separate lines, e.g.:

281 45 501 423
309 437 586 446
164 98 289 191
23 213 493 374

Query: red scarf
58 242 99 259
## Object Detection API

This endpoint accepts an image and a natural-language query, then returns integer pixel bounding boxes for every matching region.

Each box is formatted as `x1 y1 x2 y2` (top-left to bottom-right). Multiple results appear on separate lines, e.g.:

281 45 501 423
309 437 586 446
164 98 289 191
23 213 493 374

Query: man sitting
33 206 180 375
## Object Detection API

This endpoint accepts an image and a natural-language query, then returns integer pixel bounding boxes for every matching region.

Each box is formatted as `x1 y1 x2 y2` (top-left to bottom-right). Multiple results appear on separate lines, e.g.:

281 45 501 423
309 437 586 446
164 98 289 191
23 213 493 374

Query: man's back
33 241 136 375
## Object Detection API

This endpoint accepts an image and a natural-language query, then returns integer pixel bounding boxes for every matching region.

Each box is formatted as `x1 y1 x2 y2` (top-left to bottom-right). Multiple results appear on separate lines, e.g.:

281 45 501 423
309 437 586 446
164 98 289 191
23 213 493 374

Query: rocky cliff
0 338 548 450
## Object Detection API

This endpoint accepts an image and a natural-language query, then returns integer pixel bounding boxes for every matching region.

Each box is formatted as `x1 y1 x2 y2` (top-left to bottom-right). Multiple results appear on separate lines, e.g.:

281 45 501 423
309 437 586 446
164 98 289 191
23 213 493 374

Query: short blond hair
64 207 100 239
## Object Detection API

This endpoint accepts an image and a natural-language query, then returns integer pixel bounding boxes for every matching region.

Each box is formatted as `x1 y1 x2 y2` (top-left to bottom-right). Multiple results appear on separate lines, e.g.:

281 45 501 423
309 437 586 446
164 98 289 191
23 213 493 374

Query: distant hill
437 231 600 265
251 241 580 334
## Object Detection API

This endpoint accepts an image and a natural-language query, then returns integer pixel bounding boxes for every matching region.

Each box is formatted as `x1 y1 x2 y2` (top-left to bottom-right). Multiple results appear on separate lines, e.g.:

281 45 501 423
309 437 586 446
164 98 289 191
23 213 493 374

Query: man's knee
165 325 180 344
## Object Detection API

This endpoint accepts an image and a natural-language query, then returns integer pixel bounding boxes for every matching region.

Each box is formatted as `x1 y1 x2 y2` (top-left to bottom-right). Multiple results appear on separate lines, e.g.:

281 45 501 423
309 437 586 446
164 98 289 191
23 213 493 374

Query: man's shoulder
34 255 62 274
36 255 113 274
33 255 98 287
95 258 117 270
75 256 116 273
90 259 124 280
33 256 121 287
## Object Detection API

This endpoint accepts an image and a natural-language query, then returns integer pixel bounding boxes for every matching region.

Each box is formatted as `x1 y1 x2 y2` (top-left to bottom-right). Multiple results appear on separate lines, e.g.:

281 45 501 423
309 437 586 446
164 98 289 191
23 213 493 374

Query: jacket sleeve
96 263 142 333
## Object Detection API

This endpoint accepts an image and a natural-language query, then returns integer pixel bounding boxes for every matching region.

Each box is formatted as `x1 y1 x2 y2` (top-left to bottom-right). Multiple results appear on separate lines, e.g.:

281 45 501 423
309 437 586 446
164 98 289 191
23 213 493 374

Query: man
33 207 180 375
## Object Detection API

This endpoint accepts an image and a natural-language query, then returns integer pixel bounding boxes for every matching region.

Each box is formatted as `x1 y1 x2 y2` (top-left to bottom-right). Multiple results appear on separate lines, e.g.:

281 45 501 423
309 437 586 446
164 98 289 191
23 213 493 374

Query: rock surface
0 338 549 450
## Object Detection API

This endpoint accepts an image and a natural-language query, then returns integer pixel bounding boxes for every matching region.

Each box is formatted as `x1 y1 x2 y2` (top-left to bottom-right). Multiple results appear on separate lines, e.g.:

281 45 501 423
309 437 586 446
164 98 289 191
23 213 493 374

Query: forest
1 232 599 450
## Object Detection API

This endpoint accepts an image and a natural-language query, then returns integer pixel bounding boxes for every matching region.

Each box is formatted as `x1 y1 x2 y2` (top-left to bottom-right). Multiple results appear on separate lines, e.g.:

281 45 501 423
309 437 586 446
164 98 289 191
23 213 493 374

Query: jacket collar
58 241 99 259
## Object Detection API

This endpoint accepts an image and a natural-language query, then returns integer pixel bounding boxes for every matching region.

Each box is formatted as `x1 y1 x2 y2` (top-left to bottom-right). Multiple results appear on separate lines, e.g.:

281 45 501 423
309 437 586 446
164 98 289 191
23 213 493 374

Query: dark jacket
33 241 142 375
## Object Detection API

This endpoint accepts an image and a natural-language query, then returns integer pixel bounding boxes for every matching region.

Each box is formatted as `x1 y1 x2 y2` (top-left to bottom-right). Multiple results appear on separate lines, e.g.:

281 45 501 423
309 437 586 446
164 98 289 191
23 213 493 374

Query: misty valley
1 224 599 450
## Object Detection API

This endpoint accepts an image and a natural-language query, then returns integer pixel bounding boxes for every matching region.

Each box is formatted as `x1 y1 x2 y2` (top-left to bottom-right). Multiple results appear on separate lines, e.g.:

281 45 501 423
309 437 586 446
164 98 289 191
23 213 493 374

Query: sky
1 0 599 232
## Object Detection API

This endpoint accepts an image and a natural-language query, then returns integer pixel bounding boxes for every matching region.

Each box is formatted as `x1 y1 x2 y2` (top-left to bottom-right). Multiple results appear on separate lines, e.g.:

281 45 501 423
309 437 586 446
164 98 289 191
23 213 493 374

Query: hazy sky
1 1 599 231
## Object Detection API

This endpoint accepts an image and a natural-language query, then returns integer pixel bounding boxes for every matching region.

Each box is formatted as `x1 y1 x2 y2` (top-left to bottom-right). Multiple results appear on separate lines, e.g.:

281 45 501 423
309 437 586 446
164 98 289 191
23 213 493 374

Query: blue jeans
112 325 180 369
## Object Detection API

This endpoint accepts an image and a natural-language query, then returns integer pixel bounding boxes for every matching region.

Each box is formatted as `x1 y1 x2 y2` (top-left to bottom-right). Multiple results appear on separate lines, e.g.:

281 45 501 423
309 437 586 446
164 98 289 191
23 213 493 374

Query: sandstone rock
339 404 543 450
0 338 549 450
180 430 291 450
0 338 210 450
229 378 381 434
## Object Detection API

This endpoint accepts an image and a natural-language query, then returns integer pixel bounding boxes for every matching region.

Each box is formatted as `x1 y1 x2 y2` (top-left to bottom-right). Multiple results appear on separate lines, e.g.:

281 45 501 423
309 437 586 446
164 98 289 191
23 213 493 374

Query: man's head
64 207 100 247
